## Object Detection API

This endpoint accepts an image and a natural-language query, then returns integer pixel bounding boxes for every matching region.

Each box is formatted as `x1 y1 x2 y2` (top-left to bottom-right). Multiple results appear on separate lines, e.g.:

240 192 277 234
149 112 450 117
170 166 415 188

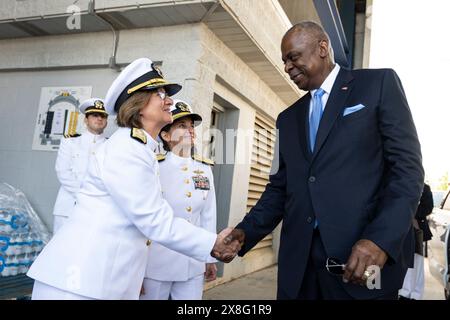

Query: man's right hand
210 228 245 263
223 228 245 247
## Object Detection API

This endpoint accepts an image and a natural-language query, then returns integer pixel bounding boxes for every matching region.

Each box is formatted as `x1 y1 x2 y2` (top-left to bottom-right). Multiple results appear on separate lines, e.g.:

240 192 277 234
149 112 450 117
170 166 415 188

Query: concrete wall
0 68 118 230
353 12 365 69
0 0 208 21
0 24 203 230
278 0 321 25
196 23 286 123
362 0 373 69
220 0 295 92
0 0 91 21
0 21 285 284
196 24 284 286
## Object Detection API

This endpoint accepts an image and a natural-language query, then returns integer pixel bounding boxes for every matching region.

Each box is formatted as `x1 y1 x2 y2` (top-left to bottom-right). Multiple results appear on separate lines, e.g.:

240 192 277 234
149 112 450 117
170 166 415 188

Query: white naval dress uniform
399 253 425 299
27 127 217 300
141 152 217 300
52 131 106 233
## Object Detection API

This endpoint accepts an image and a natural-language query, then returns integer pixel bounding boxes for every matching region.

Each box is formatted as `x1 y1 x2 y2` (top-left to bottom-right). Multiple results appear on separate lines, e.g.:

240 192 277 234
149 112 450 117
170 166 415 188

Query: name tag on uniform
192 175 210 190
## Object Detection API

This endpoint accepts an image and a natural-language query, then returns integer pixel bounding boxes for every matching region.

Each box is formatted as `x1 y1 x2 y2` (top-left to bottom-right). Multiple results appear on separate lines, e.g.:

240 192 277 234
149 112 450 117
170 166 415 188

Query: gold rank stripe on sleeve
192 154 214 166
130 128 147 144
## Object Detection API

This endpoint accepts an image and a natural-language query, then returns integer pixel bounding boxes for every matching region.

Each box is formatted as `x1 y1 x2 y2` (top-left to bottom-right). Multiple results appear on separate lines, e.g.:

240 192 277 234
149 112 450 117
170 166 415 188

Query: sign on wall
32 87 92 151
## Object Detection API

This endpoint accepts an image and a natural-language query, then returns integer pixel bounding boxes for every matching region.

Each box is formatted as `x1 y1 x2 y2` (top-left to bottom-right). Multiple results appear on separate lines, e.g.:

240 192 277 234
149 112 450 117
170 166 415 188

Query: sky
369 0 450 187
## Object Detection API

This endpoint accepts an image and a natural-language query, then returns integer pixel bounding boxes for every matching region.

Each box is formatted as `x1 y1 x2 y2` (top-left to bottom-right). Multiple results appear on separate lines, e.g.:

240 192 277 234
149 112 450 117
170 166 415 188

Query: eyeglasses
325 257 346 275
155 91 168 100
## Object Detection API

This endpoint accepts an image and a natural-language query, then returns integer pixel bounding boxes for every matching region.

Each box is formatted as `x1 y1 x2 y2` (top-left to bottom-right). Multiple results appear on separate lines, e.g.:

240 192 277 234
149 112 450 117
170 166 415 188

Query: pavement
204 258 445 300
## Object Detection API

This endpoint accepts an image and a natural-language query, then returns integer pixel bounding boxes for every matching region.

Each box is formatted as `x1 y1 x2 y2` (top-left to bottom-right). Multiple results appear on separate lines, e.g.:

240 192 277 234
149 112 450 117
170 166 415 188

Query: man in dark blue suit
226 21 424 299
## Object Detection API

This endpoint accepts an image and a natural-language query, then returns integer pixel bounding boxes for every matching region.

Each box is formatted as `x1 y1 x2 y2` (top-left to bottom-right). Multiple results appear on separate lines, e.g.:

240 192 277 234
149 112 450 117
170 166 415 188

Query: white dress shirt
309 64 341 118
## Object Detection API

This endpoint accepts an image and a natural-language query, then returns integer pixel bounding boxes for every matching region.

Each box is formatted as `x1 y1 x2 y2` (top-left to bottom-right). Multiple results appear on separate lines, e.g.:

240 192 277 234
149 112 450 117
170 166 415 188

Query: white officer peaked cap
79 98 108 115
104 57 182 115
170 99 202 124
169 99 191 113
160 100 202 135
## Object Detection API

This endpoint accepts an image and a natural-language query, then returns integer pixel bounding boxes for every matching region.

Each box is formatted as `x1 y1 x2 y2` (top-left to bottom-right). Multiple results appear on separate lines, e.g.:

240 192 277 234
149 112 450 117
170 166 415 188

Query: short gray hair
286 21 335 63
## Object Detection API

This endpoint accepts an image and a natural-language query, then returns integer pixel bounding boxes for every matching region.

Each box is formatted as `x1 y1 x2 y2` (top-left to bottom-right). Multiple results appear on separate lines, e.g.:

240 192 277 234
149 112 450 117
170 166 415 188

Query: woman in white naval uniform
141 100 217 300
52 98 108 233
27 58 237 300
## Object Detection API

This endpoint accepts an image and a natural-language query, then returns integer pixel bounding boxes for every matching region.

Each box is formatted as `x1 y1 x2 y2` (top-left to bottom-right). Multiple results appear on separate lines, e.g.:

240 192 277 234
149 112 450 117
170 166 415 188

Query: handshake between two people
210 227 245 263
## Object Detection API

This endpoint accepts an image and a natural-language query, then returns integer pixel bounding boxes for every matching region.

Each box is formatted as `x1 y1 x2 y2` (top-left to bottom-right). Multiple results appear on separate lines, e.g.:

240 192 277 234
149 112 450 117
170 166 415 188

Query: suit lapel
295 93 312 162
311 68 354 162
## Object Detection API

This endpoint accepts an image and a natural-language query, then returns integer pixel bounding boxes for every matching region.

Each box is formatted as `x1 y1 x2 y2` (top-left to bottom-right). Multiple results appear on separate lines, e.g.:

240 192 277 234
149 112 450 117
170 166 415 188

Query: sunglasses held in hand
326 257 346 275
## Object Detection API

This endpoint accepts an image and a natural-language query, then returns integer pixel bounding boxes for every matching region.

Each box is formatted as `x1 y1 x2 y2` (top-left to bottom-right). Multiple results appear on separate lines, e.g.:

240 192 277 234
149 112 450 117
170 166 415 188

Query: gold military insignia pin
94 100 105 110
156 153 166 162
130 128 147 144
176 102 190 112
193 169 204 175
152 63 164 78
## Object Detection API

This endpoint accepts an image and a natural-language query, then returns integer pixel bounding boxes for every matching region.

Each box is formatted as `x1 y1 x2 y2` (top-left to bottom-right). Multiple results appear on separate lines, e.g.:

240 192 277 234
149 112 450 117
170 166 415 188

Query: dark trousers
296 229 398 300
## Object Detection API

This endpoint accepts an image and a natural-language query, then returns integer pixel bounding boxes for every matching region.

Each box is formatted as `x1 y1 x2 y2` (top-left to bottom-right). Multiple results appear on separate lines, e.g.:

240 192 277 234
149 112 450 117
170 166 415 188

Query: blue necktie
309 89 325 229
309 88 326 152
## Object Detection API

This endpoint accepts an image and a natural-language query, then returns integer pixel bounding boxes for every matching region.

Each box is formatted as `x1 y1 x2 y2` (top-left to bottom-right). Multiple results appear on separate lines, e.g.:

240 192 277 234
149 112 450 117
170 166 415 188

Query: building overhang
0 0 301 105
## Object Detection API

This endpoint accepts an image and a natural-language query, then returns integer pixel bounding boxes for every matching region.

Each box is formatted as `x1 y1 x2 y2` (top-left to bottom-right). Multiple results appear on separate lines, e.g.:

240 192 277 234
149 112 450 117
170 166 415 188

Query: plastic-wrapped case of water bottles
0 183 50 277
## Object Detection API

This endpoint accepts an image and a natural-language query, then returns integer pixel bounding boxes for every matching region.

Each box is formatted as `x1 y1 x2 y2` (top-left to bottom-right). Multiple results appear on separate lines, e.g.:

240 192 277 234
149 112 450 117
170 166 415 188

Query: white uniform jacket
53 131 106 218
27 127 217 299
145 152 217 281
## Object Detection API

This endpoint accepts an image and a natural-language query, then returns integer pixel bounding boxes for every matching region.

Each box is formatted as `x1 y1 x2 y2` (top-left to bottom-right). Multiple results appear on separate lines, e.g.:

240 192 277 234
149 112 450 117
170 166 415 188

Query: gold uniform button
184 179 190 184
146 240 152 246
186 192 192 197
186 206 192 213
181 166 188 171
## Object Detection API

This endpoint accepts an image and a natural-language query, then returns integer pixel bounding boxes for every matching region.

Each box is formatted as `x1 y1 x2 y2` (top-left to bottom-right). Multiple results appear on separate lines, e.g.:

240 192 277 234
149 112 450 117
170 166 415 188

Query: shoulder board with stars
192 154 214 166
130 128 147 144
63 133 81 138
156 153 166 162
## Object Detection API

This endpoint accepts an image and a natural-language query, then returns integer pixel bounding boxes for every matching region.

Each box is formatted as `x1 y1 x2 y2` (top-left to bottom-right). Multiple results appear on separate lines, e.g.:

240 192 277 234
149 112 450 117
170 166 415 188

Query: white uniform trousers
52 215 68 234
140 275 204 300
31 281 94 300
398 253 425 300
